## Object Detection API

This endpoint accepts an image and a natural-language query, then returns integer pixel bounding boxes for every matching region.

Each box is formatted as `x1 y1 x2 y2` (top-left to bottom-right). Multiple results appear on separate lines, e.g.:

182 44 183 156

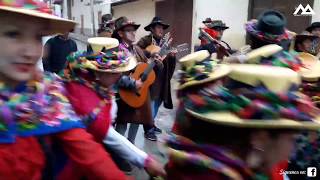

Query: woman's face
0 15 44 83
249 131 297 173
268 132 297 162
297 39 313 53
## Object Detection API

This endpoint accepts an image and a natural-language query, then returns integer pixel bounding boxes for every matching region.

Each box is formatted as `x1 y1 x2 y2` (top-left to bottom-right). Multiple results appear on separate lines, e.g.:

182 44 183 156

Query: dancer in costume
61 37 166 178
167 50 320 180
287 52 320 180
0 1 126 179
225 10 300 67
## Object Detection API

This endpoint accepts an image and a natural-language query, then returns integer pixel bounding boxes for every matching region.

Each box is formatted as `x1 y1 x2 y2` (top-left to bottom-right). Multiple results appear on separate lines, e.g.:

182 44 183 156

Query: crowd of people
2 0 320 180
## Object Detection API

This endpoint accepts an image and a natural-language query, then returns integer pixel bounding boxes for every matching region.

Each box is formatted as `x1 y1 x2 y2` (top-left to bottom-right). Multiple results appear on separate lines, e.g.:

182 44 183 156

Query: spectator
42 31 77 73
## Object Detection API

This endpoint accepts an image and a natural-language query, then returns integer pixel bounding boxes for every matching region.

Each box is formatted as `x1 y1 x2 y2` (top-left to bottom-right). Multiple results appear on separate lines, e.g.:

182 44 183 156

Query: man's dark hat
256 10 286 35
295 31 319 41
207 20 229 30
101 14 114 24
111 16 140 41
113 16 140 32
306 22 320 32
144 17 170 31
202 17 212 24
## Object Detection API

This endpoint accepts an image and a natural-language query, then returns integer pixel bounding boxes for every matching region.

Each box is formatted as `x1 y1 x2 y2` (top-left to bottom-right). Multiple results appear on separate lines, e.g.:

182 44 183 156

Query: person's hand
223 55 248 64
135 79 143 89
144 156 167 177
153 53 165 62
168 49 178 57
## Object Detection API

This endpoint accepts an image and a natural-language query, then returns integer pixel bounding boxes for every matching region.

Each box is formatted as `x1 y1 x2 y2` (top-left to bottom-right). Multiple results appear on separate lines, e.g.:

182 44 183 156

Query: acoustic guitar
119 34 188 108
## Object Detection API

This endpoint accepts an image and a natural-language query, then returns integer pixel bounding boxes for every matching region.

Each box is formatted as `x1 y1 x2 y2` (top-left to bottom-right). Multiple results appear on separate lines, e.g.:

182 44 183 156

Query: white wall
192 0 249 50
113 0 156 43
62 0 68 19
312 0 320 22
71 0 111 35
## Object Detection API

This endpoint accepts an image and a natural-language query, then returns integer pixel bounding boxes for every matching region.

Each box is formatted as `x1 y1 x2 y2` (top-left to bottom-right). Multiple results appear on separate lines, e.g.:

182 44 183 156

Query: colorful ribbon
184 80 319 122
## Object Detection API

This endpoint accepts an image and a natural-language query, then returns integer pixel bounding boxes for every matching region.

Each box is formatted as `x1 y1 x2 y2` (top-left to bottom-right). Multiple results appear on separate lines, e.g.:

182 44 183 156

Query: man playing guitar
112 17 159 145
137 17 177 141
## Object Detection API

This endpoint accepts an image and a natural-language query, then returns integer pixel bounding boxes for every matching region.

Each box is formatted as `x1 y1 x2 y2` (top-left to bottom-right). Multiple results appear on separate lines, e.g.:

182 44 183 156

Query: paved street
129 70 179 179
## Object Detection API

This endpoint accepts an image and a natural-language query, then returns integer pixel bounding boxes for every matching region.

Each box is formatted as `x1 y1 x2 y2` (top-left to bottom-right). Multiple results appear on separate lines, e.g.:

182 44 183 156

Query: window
71 0 74 7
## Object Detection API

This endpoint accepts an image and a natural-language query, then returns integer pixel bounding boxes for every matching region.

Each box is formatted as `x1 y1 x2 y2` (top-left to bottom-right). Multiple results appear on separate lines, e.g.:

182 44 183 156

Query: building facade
62 0 111 36
63 0 320 50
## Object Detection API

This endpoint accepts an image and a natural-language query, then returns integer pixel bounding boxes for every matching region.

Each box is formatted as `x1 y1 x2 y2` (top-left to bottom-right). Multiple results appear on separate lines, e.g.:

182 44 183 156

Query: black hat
101 14 114 24
256 10 286 35
113 16 140 32
202 18 212 24
207 20 229 30
144 17 170 31
99 14 115 34
306 22 320 32
112 16 140 41
295 31 319 41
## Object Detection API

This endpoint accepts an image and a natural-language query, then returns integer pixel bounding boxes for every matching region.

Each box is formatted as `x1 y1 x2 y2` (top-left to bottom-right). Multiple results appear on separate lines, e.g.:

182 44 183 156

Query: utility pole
90 0 96 36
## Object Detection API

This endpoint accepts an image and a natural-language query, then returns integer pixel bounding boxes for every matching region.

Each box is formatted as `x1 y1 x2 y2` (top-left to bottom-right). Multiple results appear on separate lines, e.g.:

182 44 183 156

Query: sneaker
153 126 162 134
144 129 157 141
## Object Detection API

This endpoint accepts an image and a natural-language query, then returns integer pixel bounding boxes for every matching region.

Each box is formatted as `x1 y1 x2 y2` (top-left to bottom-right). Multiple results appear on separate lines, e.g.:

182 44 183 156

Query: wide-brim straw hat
185 64 320 130
298 52 320 82
84 37 137 73
0 4 76 36
178 50 231 90
245 44 283 63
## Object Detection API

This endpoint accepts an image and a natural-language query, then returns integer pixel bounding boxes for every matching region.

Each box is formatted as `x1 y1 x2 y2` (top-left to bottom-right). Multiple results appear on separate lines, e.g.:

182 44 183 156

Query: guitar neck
146 60 156 74
140 60 156 82
159 44 169 56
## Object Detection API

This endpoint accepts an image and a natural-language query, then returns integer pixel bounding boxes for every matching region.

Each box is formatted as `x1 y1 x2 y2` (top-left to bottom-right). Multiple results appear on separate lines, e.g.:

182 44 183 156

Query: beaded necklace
0 73 83 143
